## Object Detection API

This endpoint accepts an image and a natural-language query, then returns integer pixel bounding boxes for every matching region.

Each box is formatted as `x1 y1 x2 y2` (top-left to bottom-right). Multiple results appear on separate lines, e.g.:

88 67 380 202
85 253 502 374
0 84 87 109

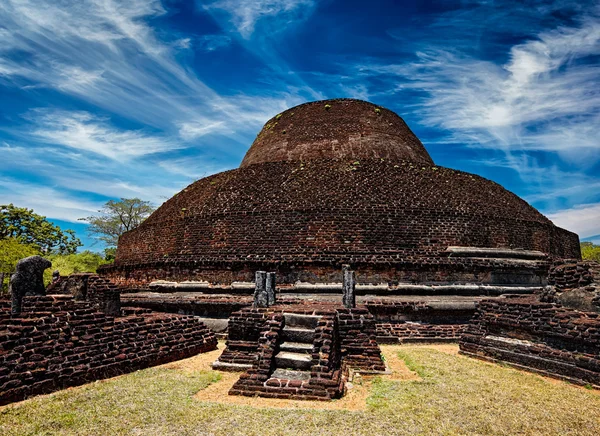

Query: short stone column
342 265 356 309
266 272 276 306
254 271 269 308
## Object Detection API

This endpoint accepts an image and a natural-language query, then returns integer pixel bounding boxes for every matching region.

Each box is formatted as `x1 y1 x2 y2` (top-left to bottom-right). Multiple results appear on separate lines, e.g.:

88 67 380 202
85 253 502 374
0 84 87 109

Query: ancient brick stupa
102 99 580 291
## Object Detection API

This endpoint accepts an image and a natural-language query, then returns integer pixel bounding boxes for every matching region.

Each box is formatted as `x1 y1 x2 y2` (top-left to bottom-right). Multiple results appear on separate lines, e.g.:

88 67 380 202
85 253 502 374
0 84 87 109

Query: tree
80 198 155 247
1 204 82 254
581 242 600 262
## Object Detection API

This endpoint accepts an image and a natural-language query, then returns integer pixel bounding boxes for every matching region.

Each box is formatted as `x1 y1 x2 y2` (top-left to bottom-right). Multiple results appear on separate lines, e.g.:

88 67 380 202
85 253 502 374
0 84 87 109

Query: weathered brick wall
365 299 473 342
544 260 600 312
217 308 270 366
376 323 464 342
0 295 217 405
459 297 600 386
121 293 252 317
338 308 386 372
103 157 579 287
548 261 597 289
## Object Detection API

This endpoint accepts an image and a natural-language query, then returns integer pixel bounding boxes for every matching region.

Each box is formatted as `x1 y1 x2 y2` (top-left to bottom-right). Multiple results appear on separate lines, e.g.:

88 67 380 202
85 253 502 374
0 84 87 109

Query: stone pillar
266 272 276 306
254 271 268 308
342 265 356 309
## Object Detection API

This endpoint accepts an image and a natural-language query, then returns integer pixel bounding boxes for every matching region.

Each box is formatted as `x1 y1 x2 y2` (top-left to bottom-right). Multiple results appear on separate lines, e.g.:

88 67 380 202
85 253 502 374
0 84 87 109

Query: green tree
103 247 117 262
0 238 41 293
1 204 82 254
79 198 155 247
581 242 600 262
43 251 110 284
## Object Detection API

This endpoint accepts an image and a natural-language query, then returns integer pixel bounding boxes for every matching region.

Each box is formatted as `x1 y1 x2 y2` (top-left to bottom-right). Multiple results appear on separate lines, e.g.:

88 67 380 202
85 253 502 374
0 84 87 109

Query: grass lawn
1 343 599 435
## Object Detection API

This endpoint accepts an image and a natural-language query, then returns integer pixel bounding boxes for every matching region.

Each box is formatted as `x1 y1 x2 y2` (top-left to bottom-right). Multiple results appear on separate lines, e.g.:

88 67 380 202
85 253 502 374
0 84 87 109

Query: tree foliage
581 242 600 262
43 251 110 284
80 198 154 247
0 204 82 254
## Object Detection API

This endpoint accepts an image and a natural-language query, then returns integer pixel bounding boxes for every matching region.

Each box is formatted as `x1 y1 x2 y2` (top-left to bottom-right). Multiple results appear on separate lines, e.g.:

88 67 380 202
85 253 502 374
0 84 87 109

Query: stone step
283 313 321 329
279 341 313 354
282 326 315 343
271 368 311 381
275 351 313 371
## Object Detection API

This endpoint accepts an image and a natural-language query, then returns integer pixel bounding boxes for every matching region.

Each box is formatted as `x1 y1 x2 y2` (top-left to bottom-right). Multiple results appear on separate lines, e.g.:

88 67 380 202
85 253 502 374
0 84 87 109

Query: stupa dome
102 99 580 288
241 99 433 167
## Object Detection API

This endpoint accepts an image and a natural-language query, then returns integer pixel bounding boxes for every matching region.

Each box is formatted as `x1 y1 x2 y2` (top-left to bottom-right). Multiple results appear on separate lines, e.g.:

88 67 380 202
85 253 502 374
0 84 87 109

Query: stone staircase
270 313 321 381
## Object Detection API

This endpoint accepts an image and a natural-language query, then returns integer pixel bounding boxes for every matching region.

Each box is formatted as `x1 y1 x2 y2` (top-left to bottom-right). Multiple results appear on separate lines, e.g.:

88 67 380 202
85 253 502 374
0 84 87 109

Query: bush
43 251 110 284
581 242 600 262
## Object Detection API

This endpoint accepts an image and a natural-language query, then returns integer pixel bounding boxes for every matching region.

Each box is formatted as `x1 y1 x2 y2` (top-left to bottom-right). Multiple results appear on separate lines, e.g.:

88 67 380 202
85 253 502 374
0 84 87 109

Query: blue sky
1 0 599 251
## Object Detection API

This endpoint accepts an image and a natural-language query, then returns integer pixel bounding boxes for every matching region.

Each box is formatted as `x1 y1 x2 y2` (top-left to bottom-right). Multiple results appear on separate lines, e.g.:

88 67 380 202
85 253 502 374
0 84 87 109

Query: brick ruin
100 99 578 289
3 98 595 404
460 261 600 387
0 275 217 406
214 301 386 400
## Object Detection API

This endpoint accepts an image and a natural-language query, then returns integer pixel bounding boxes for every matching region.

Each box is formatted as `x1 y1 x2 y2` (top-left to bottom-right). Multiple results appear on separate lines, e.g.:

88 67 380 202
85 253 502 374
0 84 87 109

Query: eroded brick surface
459 297 600 386
0 295 217 405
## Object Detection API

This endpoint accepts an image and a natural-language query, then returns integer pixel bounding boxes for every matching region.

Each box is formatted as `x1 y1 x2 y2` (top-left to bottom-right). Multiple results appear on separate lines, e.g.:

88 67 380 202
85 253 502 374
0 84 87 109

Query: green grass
1 346 599 435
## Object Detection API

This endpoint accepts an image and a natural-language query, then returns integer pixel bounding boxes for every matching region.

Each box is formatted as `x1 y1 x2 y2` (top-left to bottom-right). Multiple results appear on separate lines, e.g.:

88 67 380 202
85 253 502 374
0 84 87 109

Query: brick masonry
0 295 217 406
220 304 384 400
459 296 600 387
101 114 579 287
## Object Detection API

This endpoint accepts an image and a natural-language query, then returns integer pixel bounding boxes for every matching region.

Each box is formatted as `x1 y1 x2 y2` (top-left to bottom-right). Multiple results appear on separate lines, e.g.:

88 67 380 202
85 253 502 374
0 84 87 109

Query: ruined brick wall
105 157 578 286
459 297 600 387
366 300 472 342
0 296 217 406
217 308 270 366
337 308 386 372
548 261 597 289
544 260 600 312
376 323 464 342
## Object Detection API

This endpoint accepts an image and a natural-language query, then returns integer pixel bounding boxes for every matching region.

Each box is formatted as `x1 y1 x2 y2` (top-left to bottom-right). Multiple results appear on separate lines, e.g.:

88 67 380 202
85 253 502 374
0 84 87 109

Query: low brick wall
338 307 386 371
459 297 600 387
0 295 217 405
377 323 464 343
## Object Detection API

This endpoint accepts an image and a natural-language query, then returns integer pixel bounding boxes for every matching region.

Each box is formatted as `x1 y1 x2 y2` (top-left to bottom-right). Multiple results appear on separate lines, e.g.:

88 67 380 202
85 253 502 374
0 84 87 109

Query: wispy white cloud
340 4 600 216
356 14 600 157
0 0 298 137
547 203 600 239
0 177 101 223
203 0 315 38
27 110 181 160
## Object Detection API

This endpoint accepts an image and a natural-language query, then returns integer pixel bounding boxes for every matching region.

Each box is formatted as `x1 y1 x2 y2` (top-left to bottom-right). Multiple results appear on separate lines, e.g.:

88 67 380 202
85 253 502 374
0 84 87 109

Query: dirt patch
182 342 421 411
